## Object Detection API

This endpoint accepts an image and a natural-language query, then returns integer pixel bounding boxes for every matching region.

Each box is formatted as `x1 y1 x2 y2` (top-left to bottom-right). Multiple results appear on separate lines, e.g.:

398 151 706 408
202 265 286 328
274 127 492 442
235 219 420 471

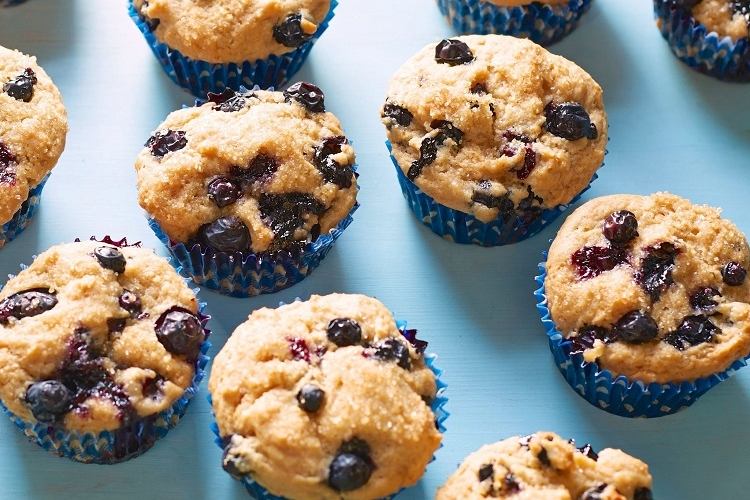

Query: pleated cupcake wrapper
1 0 28 6
653 0 750 81
436 0 592 46
387 141 597 246
208 317 449 499
127 0 338 96
534 255 750 418
0 239 212 463
0 174 49 249
148 199 357 297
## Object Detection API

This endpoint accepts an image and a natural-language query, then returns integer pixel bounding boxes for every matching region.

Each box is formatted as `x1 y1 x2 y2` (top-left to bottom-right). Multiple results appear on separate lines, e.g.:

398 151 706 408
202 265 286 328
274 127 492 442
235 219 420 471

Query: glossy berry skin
296 384 325 412
0 289 58 325
544 102 598 141
284 82 325 112
372 338 411 370
25 380 71 424
273 13 312 48
199 216 251 253
326 318 362 347
119 290 143 317
664 315 719 351
689 286 720 311
571 246 629 280
207 177 242 208
155 306 204 358
328 439 374 492
0 141 17 184
637 242 680 301
602 211 638 245
722 261 747 286
94 246 126 273
382 103 413 127
233 153 280 186
569 325 615 354
434 39 474 66
614 311 659 344
314 136 354 188
207 88 246 112
3 68 37 102
146 129 187 157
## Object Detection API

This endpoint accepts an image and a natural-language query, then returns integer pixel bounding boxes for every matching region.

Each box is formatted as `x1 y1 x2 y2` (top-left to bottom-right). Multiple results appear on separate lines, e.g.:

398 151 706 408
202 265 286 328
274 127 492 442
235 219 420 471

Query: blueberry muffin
133 0 332 63
0 240 207 462
382 35 606 242
654 0 750 80
546 193 750 384
437 432 653 500
0 45 67 244
209 294 442 499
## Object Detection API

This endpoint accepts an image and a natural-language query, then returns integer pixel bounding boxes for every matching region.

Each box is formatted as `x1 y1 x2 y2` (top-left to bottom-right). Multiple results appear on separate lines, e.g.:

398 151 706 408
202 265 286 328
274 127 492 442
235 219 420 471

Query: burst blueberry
637 242 680 301
372 338 411 370
571 246 629 280
382 103 413 127
94 246 126 273
545 102 598 141
0 141 17 184
0 289 57 324
284 82 325 112
146 129 187 157
3 68 37 102
273 13 313 48
314 136 354 188
664 315 719 351
689 286 721 311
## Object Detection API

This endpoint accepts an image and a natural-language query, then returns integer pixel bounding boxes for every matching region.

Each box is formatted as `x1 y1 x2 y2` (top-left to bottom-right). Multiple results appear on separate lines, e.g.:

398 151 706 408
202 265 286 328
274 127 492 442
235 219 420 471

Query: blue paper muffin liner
0 174 49 249
387 141 597 246
534 255 750 418
653 0 750 81
1 0 28 6
0 237 212 463
127 0 338 96
436 0 592 46
148 198 358 297
209 318 449 499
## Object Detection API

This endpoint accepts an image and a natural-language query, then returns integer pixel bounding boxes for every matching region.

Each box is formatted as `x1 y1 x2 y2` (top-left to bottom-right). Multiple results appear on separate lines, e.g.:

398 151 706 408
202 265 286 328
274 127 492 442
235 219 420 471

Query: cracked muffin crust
135 85 357 255
0 240 205 433
0 45 67 225
209 293 441 499
133 0 332 63
381 35 606 224
437 432 653 500
546 193 750 384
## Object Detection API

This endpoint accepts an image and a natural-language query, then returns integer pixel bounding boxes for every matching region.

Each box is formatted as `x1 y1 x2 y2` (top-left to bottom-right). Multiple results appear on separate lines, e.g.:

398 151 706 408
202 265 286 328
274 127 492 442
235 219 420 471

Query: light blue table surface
1 1 749 498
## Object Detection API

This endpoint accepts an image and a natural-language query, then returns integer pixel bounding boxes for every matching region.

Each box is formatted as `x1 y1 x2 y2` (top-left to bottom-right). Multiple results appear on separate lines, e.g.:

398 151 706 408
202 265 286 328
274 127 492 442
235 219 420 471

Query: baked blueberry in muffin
209 294 442 498
135 85 357 257
437 432 653 499
546 193 750 384
0 240 207 462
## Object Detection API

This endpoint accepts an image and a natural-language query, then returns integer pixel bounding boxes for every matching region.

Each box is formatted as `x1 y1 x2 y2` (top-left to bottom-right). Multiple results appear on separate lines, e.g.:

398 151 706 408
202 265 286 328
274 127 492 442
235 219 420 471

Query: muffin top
437 432 653 500
0 45 67 225
0 240 205 433
691 0 749 40
133 0 332 63
135 85 357 254
545 193 750 384
381 35 606 224
209 293 441 500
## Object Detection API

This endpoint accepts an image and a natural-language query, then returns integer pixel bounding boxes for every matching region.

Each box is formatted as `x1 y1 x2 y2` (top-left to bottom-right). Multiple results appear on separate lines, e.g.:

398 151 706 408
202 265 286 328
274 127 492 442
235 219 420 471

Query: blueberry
222 438 245 478
577 443 599 461
288 337 312 362
580 484 607 500
94 246 126 273
634 487 653 500
477 463 493 482
146 129 187 157
25 380 71 423
199 216 251 253
233 153 280 186
155 306 204 358
0 289 58 324
328 439 374 491
296 384 325 412
314 136 354 188
399 327 429 354
664 315 719 351
372 338 411 370
382 103 413 127
722 261 747 286
636 242 680 301
515 144 537 180
119 290 142 317
284 82 325 112
273 13 312 48
545 102 598 141
503 473 521 494
614 311 659 344
327 318 362 347
207 177 242 208
207 88 245 112
107 318 127 333
537 448 551 467
603 211 638 245
434 39 474 66
689 287 721 311
258 193 325 246
407 136 439 180
3 68 37 102
571 245 629 280
430 120 464 145
471 188 516 220
569 325 616 354
0 141 17 185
